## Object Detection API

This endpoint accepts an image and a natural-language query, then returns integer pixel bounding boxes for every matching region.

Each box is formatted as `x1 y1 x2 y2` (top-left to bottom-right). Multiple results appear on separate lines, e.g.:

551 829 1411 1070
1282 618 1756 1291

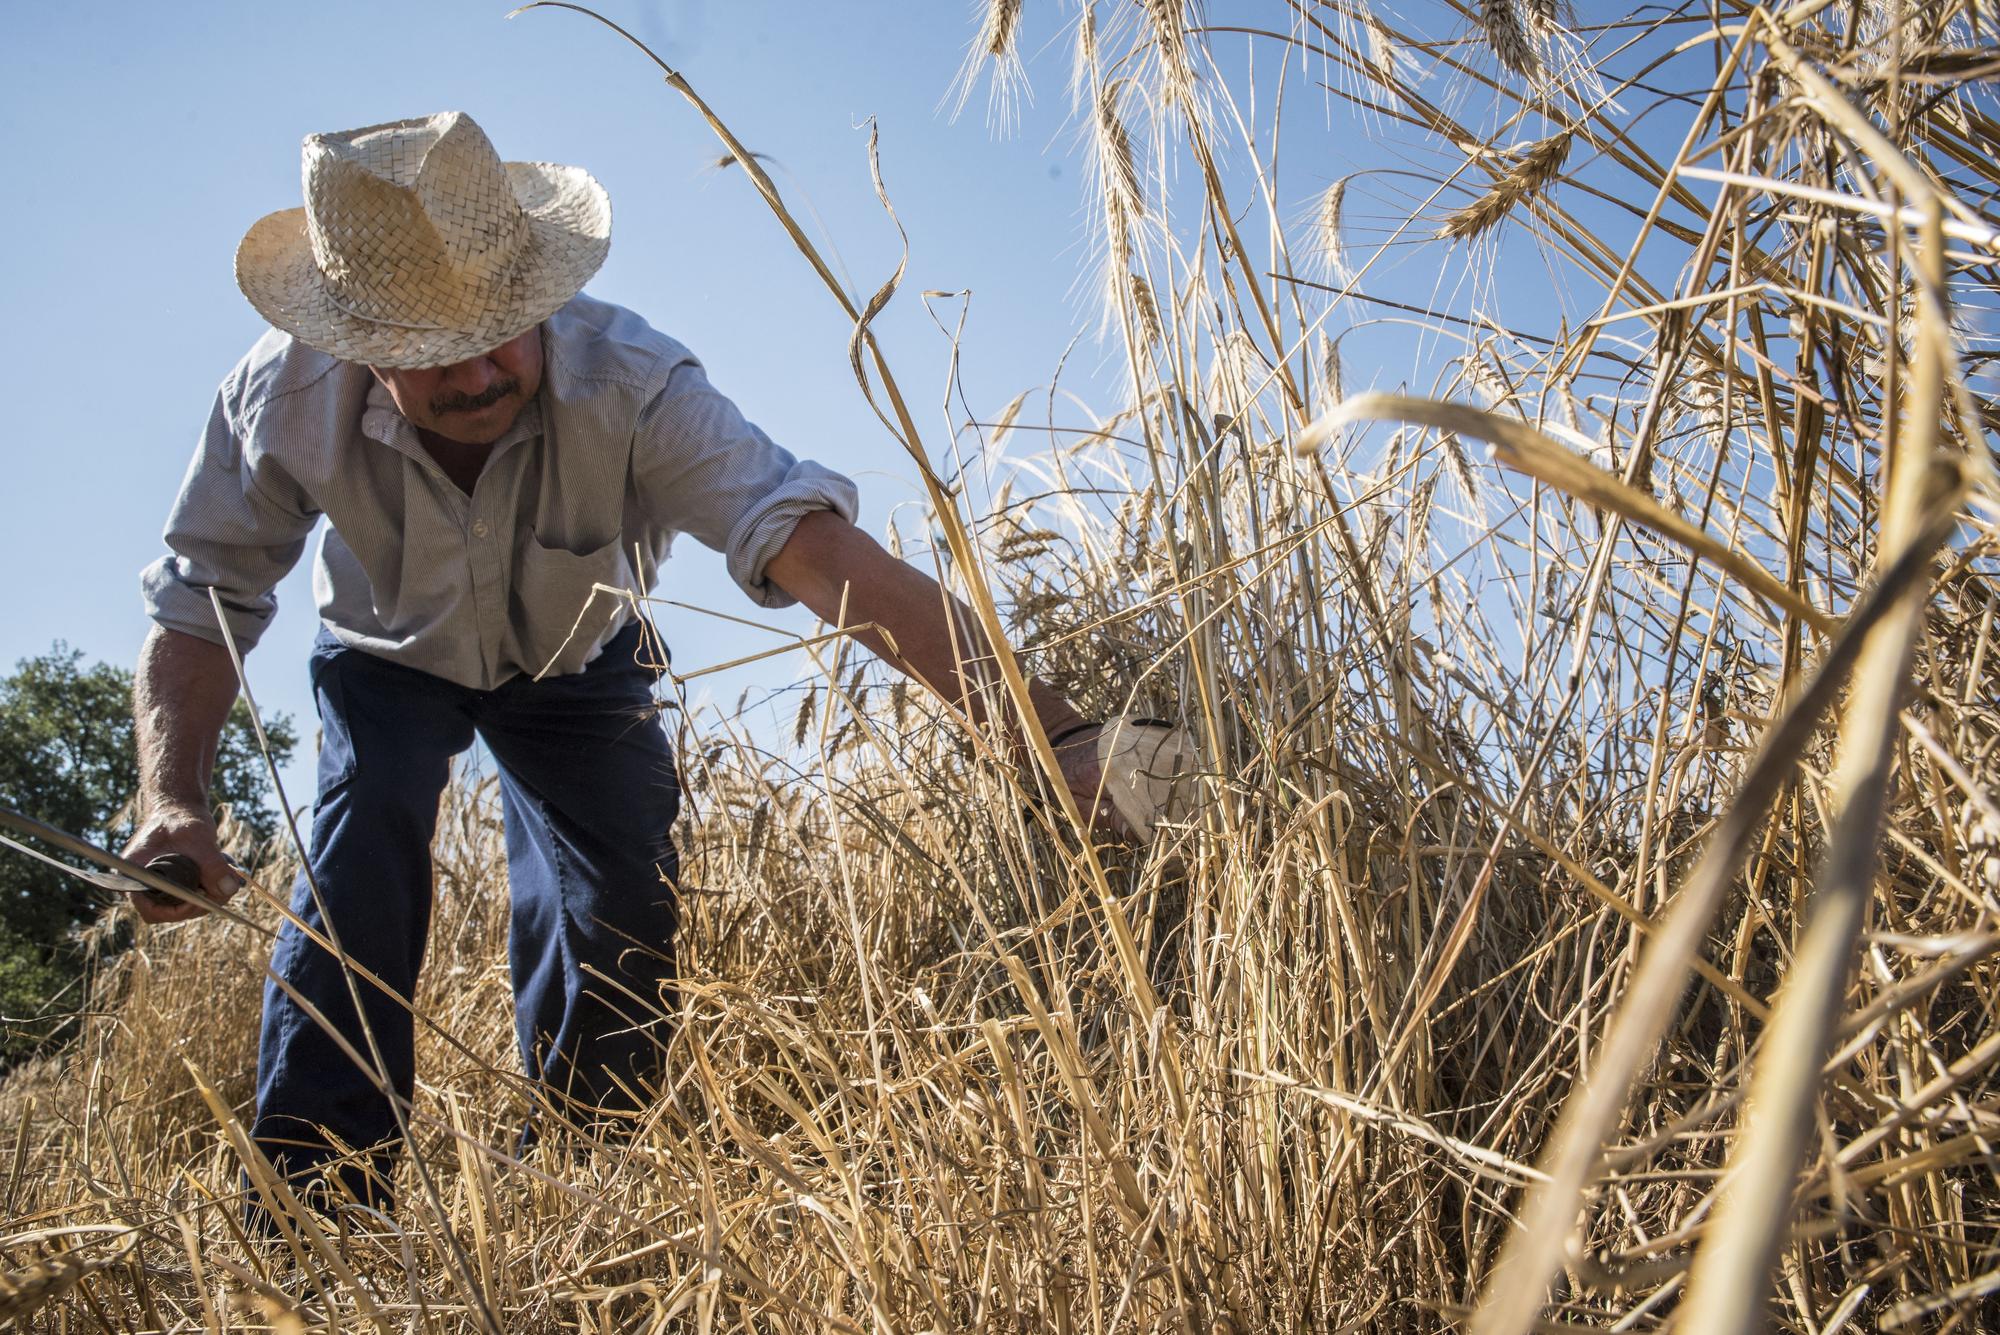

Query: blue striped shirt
141 293 858 689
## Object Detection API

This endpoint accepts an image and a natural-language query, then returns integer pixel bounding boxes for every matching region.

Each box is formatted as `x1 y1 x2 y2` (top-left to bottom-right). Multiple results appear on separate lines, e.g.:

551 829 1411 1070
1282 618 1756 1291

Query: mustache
430 377 521 416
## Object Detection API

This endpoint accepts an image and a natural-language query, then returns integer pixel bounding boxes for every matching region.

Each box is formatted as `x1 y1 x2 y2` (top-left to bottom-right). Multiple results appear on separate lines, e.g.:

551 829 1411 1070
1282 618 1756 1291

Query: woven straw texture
236 112 610 369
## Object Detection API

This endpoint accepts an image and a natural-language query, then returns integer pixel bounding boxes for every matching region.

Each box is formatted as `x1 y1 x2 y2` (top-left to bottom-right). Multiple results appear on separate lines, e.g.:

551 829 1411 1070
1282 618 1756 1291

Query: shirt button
472 520 490 538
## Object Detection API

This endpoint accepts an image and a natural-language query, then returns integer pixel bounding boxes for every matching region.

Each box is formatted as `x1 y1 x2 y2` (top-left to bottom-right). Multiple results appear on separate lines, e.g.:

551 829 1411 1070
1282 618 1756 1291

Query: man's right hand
127 625 248 924
121 803 244 924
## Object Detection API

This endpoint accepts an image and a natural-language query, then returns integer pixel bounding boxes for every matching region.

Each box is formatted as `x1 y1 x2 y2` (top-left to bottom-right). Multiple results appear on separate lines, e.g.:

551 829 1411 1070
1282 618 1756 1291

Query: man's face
369 326 545 445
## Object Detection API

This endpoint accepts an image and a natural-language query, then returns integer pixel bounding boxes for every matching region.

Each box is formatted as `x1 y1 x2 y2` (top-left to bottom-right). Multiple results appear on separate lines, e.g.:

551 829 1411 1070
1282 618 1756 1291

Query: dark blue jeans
251 620 680 1207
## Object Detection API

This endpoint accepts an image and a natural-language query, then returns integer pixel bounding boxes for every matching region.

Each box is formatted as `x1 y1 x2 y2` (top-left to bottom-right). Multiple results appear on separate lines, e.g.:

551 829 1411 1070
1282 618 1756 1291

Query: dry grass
6 1 2000 1330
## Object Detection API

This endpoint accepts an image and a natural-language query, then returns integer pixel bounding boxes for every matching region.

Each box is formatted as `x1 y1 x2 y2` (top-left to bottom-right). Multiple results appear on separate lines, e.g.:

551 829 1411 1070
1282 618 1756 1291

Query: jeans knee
311 760 452 856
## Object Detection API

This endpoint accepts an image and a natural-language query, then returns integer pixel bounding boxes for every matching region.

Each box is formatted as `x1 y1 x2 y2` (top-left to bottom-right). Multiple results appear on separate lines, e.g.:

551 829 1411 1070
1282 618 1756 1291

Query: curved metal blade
0 805 204 904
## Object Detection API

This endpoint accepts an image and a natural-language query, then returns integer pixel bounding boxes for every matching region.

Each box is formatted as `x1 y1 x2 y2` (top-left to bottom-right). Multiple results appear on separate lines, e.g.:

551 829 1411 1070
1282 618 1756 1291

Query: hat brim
234 162 610 369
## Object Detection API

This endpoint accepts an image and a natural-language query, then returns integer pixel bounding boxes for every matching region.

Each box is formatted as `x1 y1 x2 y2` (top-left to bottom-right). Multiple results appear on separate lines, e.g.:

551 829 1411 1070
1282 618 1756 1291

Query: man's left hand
1050 725 1135 842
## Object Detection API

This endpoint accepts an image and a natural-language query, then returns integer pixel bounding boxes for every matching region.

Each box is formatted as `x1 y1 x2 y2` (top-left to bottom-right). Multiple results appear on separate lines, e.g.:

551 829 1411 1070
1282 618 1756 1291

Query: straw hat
1095 715 1203 844
235 112 611 369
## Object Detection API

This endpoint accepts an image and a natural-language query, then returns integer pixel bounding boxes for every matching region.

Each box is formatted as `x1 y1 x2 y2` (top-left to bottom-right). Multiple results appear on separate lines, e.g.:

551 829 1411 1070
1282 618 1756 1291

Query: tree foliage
0 643 294 1065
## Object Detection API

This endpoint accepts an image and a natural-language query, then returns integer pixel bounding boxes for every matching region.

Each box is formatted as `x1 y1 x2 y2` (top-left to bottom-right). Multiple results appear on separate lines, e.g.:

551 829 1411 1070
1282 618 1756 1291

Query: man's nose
440 356 501 396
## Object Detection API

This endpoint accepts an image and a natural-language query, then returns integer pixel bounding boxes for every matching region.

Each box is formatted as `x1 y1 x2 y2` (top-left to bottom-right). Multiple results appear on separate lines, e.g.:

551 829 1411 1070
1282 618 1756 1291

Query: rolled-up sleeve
139 379 318 652
633 354 859 608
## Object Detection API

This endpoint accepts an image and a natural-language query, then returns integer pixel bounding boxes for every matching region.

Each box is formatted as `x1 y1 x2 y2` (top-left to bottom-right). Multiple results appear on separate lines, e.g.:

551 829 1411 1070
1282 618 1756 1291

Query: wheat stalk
7 5 1998 1333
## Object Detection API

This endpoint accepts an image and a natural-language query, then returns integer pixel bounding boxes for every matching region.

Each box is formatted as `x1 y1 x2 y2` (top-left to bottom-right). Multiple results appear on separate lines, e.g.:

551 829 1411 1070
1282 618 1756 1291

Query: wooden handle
141 853 203 907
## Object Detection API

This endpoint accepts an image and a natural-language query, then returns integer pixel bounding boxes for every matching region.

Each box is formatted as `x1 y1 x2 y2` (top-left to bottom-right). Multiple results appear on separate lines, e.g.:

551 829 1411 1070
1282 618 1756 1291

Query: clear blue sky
0 1 1138 803
1 1 1646 810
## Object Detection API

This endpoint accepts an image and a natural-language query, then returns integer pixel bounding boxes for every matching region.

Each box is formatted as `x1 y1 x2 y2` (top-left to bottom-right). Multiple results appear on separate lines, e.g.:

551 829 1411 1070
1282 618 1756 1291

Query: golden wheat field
6 1 2000 1330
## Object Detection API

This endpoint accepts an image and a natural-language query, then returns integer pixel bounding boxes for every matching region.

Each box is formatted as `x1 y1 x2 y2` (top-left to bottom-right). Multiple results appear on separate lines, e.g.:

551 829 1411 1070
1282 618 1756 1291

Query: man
124 112 1111 1210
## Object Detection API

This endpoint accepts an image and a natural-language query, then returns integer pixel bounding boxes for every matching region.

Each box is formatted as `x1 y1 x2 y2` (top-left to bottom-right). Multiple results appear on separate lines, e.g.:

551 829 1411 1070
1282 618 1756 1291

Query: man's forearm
134 626 241 814
767 512 1089 746
855 571 1086 744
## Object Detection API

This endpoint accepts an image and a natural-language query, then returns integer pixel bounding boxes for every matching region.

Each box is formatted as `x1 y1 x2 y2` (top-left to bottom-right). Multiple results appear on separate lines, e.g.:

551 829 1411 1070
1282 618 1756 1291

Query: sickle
0 804 211 908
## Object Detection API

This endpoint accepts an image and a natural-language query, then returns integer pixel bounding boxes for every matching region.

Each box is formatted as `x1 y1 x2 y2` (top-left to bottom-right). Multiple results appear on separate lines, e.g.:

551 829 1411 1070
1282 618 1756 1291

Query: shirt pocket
512 529 631 678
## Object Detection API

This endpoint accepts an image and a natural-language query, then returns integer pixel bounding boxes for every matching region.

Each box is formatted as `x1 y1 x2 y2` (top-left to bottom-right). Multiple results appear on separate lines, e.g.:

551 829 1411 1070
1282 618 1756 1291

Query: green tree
0 643 295 1065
